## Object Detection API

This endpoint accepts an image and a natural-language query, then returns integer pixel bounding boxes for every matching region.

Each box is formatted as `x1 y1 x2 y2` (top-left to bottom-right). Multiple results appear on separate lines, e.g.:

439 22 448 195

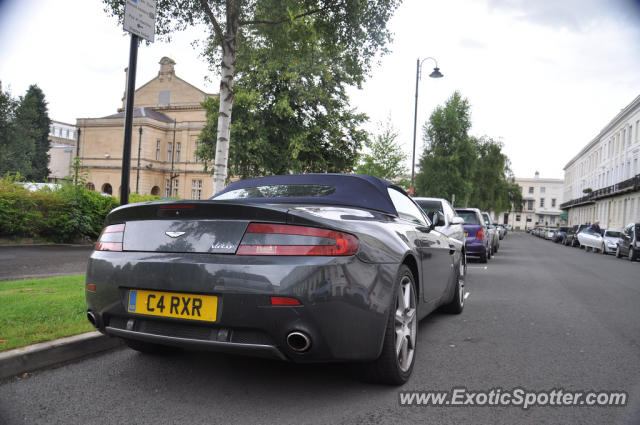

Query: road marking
464 292 470 300
468 266 488 270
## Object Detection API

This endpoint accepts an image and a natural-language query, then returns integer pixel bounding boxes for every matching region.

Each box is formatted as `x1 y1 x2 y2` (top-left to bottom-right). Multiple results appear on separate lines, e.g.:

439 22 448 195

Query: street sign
123 0 157 42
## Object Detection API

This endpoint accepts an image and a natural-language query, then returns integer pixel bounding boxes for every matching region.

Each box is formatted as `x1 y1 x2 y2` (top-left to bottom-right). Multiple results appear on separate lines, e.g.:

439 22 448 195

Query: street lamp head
429 67 443 78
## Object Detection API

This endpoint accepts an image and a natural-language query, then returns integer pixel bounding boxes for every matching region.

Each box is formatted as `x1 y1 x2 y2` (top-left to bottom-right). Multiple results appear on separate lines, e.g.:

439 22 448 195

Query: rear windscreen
457 211 480 225
214 184 336 200
415 200 442 214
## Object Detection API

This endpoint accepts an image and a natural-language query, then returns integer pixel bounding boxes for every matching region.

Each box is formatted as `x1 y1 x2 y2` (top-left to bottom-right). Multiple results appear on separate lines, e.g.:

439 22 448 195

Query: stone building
561 94 640 229
499 172 565 230
48 120 77 182
76 57 216 199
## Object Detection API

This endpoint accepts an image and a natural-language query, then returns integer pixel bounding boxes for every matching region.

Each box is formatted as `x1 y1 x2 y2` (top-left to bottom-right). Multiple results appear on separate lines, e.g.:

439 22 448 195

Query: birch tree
104 0 400 193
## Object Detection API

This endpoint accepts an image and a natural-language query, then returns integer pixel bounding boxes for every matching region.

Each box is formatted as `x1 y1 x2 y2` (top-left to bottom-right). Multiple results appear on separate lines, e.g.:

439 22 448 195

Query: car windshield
605 231 621 238
415 200 442 213
457 211 480 225
214 184 336 199
482 214 491 225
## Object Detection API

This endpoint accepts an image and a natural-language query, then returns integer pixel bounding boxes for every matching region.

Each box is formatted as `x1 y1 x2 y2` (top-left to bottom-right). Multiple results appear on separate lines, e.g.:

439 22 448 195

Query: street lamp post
410 57 443 196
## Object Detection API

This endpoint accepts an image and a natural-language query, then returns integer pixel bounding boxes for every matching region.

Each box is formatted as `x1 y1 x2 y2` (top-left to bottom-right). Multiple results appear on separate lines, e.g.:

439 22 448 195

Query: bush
0 175 119 242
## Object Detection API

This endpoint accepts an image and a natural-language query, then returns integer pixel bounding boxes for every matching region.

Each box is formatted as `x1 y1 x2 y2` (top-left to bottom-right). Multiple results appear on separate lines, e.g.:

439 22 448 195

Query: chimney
534 171 540 179
158 57 176 81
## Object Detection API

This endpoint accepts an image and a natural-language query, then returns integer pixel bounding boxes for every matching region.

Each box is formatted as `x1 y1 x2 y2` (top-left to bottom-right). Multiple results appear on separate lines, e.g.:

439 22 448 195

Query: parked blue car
455 207 490 263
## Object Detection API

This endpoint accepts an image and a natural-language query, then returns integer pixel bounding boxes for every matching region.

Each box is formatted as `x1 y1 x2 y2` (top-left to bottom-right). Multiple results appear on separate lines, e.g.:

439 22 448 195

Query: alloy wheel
395 276 417 372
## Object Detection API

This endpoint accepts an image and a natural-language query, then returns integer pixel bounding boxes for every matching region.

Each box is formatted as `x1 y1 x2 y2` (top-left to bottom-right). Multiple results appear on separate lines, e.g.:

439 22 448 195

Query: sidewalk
0 331 122 380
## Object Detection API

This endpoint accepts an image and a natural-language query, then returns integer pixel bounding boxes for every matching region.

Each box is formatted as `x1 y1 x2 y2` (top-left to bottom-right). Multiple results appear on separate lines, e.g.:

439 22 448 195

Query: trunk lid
107 201 290 254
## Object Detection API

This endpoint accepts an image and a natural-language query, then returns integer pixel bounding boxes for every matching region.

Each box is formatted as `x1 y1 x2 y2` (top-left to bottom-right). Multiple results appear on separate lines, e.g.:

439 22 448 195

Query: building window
156 140 161 161
516 214 521 222
176 142 181 162
167 142 173 162
540 187 545 194
193 141 200 163
173 178 179 197
528 187 534 194
552 198 556 207
527 200 534 210
540 198 545 208
165 179 170 197
191 179 202 200
86 183 95 191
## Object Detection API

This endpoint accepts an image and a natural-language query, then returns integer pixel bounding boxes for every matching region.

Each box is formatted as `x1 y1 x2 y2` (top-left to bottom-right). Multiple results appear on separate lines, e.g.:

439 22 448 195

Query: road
0 245 92 281
1 233 639 424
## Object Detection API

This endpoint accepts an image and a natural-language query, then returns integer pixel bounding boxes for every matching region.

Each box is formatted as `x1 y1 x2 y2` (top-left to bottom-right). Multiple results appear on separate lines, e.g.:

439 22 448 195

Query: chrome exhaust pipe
87 311 97 328
286 331 311 352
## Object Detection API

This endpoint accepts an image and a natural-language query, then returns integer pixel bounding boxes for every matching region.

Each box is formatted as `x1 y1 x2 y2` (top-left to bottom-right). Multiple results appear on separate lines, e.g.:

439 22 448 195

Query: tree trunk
212 17 238 194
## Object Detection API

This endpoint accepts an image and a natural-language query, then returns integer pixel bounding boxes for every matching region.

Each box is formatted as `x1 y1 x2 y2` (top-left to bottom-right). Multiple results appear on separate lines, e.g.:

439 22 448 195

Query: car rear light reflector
270 297 302 306
95 223 125 251
476 228 484 240
237 223 358 256
86 283 97 292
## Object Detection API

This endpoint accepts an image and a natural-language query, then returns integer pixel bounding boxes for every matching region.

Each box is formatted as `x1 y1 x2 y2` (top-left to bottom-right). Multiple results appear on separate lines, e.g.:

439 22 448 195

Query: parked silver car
413 197 465 243
601 229 622 255
481 212 499 254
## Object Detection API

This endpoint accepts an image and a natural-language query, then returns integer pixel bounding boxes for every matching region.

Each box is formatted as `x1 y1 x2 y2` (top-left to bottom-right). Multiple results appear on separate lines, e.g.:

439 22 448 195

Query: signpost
120 0 156 205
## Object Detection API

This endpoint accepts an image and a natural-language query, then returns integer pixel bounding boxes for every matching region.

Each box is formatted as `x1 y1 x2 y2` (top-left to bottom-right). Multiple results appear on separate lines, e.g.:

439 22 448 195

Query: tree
415 91 477 204
14 85 51 181
356 120 407 183
469 136 522 213
0 85 33 178
104 0 400 192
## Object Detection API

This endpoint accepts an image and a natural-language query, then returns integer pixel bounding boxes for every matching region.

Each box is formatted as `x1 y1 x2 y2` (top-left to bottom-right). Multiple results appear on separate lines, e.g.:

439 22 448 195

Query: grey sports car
86 174 465 384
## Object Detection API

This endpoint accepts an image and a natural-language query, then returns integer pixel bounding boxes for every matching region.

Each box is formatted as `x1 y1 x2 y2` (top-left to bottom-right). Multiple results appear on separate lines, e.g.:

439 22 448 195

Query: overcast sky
1 0 639 179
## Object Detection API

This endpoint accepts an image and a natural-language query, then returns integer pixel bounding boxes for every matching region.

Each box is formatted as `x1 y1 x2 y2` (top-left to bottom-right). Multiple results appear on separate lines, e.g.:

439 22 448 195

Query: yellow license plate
127 289 218 322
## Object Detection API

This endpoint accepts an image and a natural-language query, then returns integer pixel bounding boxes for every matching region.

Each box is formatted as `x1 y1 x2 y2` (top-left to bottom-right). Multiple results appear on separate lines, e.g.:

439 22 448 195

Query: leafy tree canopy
103 0 400 191
356 120 407 185
415 91 522 214
15 85 51 181
415 91 476 204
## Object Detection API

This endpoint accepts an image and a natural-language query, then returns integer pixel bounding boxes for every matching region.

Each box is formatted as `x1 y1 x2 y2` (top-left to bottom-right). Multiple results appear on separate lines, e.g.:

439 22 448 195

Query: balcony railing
560 173 640 209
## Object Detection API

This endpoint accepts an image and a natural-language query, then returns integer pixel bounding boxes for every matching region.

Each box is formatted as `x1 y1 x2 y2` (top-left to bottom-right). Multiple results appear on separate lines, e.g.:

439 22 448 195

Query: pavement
0 244 93 281
0 233 638 424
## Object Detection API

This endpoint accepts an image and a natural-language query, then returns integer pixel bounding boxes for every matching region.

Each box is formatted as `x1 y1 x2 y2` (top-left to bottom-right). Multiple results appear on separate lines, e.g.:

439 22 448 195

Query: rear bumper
86 251 396 363
464 239 487 256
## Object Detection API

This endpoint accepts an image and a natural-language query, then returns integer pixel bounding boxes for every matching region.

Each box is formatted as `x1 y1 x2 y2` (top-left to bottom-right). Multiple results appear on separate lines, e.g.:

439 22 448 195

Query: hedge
0 176 169 243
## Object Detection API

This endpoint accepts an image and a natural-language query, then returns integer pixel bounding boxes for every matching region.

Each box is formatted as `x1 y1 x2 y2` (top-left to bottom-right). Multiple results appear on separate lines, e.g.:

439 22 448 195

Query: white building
499 172 564 230
48 120 77 182
562 94 640 230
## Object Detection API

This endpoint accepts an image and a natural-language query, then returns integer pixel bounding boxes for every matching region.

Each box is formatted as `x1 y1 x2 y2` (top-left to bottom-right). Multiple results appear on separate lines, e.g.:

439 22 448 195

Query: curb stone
0 331 122 380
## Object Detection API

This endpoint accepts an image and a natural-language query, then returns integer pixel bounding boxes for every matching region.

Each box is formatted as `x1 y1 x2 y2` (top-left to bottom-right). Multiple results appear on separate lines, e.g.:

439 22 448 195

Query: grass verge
0 275 93 351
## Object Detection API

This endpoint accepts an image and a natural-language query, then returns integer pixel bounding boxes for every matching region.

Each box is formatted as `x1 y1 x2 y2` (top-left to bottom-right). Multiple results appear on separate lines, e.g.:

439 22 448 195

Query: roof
212 174 401 216
101 107 174 123
563 93 640 170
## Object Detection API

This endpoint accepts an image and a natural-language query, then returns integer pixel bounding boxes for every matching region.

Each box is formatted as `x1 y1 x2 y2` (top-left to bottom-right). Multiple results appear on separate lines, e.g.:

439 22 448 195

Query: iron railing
560 173 640 209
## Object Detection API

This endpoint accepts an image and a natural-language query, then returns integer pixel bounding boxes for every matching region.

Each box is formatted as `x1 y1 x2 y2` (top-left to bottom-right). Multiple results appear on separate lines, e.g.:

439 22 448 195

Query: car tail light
476 228 484 240
94 223 125 251
236 223 358 256
270 296 302 306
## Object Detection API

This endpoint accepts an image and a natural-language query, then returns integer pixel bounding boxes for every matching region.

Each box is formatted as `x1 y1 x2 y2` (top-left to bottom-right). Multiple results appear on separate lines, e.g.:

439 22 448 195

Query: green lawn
0 275 93 351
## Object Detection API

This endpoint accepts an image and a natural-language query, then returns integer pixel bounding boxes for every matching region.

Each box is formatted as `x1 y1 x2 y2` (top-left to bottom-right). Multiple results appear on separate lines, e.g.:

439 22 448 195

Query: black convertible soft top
212 174 403 216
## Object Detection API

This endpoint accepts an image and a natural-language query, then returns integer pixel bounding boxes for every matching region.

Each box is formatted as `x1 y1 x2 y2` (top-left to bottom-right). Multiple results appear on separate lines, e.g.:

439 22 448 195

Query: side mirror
430 211 445 230
451 217 464 225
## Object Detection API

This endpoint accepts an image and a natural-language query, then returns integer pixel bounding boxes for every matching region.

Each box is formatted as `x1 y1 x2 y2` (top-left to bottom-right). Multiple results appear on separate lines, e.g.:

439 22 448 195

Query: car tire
601 243 607 255
494 243 499 253
616 246 622 258
122 338 178 355
480 251 488 263
359 265 417 385
488 246 493 260
629 247 637 262
443 258 465 314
